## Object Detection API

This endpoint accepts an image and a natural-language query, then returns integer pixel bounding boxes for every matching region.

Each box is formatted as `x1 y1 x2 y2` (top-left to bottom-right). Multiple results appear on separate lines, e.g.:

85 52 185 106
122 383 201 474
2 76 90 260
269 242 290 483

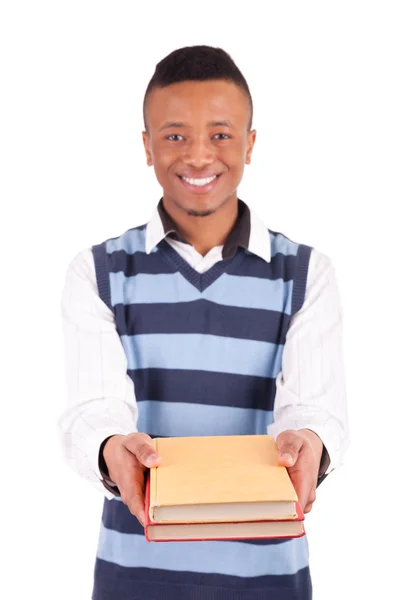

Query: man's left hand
276 429 323 514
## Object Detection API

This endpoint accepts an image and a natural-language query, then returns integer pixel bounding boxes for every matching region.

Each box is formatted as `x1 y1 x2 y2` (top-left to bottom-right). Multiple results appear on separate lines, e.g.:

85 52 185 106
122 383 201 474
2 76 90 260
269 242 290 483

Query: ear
245 129 257 164
142 130 153 166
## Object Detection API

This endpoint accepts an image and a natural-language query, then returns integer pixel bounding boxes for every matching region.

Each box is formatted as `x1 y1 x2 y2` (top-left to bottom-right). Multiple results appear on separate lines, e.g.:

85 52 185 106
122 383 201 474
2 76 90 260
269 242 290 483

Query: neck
162 196 239 256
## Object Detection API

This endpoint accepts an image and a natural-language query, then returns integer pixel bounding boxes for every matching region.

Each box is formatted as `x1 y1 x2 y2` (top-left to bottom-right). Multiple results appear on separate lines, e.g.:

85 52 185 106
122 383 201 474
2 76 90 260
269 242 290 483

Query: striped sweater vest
91 224 313 600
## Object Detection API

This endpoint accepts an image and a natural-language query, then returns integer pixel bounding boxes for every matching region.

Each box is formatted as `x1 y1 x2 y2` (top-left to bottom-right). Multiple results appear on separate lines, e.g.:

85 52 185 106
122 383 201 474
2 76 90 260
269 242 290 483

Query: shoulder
64 221 147 285
268 229 334 274
268 229 312 257
308 247 334 280
305 248 341 307
64 247 96 287
268 230 338 314
93 223 148 256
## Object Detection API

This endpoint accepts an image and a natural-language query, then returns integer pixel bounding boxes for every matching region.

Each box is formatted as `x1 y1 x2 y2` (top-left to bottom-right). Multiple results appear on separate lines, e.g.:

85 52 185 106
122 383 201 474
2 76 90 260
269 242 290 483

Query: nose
182 136 215 168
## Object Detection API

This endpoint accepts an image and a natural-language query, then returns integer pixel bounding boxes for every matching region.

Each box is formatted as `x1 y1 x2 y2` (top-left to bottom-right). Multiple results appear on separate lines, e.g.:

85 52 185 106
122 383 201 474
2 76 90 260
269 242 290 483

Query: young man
59 45 349 600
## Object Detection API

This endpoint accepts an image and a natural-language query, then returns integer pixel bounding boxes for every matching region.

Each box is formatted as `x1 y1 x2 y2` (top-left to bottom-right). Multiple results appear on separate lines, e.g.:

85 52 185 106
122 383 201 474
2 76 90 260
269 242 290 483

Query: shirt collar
145 198 271 263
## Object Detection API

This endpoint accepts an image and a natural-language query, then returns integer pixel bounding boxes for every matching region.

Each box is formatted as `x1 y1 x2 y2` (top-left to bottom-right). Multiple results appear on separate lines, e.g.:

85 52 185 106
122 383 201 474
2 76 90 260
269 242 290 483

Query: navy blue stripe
109 249 177 276
93 560 312 600
109 249 299 282
115 301 291 344
92 243 112 310
129 369 276 411
102 498 287 546
291 244 312 316
232 251 298 282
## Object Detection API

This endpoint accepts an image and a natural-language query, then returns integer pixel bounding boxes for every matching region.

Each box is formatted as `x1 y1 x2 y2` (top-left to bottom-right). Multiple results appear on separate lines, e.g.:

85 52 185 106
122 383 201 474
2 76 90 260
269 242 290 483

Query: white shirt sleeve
267 249 350 475
58 249 138 498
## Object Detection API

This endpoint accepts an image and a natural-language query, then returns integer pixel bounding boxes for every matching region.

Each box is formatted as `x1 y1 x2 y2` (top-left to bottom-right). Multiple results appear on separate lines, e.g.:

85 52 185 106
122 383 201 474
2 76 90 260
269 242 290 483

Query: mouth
177 173 222 194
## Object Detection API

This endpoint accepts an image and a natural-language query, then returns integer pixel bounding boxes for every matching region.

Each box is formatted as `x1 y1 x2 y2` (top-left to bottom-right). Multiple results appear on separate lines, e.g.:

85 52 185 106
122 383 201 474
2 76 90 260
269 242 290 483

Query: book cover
148 435 299 524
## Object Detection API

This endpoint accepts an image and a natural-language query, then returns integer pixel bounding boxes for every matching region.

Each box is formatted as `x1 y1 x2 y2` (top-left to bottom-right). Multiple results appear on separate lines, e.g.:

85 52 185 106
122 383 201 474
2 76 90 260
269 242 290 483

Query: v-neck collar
158 239 245 292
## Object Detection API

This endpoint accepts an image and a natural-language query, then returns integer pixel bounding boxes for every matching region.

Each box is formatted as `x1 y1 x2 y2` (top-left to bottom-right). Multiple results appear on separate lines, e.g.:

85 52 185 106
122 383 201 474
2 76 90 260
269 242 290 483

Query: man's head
142 45 256 218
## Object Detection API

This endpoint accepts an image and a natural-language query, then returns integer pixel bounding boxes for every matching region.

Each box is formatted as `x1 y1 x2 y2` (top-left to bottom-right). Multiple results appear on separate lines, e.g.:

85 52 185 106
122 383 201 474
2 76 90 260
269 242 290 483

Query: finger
123 433 162 468
287 467 314 511
288 462 317 510
307 489 316 505
304 502 314 514
303 488 316 514
119 463 146 525
276 430 304 467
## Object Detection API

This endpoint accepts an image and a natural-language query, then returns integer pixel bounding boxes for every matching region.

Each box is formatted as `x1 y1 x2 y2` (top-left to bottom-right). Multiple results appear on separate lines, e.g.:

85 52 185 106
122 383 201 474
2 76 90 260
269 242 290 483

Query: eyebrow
159 120 234 132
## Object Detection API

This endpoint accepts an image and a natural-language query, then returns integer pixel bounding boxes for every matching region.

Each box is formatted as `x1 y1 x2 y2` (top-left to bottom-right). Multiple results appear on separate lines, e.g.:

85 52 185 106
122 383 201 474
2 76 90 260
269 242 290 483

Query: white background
1 1 399 599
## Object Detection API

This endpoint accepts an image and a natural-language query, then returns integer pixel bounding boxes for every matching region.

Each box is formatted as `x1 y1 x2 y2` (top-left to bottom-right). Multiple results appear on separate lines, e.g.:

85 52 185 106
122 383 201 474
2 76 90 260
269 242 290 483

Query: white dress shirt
59 204 349 499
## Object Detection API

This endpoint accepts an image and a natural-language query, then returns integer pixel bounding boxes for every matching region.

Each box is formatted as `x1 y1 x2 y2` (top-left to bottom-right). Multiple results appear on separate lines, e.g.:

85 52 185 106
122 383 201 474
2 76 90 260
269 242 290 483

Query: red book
144 477 305 542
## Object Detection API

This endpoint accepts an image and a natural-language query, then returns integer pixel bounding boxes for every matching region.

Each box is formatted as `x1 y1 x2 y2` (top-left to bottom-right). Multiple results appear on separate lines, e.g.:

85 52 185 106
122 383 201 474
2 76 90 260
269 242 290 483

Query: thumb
276 430 303 467
123 433 162 468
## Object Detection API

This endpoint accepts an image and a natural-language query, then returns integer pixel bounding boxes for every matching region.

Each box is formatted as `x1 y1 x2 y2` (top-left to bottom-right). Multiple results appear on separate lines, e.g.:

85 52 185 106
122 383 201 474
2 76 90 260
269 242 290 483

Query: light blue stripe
106 227 153 255
121 334 283 378
209 274 292 313
105 227 299 258
269 232 299 257
110 271 292 313
110 272 197 306
97 524 309 576
137 402 274 437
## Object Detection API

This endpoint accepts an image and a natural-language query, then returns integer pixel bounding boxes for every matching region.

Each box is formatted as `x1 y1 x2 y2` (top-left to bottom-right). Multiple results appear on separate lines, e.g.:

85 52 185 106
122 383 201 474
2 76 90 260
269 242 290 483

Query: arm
267 249 350 509
58 249 139 498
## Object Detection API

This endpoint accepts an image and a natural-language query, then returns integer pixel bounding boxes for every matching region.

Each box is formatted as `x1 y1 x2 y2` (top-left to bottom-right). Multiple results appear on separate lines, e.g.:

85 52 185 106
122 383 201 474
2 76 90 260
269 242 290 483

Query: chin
179 191 232 214
182 198 223 218
186 207 216 217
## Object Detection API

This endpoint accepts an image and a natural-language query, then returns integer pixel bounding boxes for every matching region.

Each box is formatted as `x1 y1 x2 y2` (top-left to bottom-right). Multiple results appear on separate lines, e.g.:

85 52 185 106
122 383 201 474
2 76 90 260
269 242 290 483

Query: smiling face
142 80 256 217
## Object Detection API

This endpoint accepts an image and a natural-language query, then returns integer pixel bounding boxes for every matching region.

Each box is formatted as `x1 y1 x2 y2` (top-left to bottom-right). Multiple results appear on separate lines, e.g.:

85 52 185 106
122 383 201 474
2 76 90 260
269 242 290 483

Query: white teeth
182 175 217 187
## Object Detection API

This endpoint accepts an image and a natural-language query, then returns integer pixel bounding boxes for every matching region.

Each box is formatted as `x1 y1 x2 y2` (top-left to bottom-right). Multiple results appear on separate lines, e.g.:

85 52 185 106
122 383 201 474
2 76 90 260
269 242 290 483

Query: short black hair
143 45 253 130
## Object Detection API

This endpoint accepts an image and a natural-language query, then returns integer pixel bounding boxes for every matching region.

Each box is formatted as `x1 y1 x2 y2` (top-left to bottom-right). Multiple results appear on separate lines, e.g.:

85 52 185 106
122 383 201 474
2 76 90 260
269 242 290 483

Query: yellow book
149 435 298 524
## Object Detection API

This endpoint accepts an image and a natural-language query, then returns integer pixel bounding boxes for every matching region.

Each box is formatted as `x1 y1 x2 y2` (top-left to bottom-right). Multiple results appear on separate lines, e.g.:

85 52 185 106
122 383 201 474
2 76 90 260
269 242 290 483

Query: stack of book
144 434 305 542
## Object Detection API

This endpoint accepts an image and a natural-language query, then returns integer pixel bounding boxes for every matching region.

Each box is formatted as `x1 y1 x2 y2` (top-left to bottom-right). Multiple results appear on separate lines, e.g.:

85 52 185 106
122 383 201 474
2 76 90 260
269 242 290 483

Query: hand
276 429 323 514
102 432 161 526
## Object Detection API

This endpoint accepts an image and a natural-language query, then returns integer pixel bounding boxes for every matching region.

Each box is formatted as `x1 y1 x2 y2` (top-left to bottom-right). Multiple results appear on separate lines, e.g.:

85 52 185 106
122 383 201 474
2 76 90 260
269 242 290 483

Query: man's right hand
102 433 161 526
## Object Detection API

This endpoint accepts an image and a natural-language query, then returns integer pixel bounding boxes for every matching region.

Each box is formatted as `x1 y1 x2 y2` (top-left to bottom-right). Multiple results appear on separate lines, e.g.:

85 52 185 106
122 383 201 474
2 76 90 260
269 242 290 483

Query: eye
213 133 231 140
166 134 184 142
